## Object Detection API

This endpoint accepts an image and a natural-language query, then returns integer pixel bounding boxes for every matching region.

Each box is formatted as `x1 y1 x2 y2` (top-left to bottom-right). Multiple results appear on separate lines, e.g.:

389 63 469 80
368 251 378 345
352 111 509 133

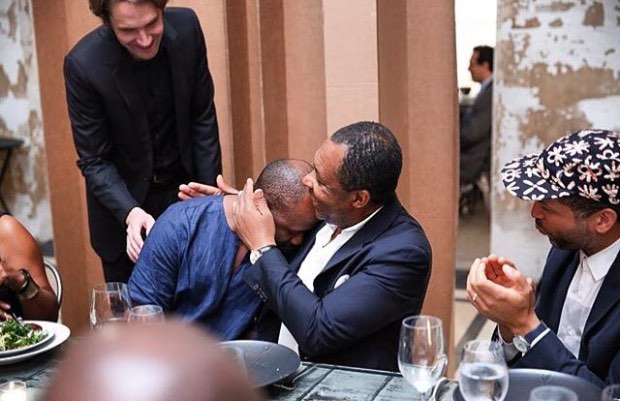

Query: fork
9 312 26 328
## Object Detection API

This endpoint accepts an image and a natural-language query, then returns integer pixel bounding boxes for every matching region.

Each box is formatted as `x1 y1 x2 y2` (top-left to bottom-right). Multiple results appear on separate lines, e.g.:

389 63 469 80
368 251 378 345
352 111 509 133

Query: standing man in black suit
460 45 493 214
64 0 221 282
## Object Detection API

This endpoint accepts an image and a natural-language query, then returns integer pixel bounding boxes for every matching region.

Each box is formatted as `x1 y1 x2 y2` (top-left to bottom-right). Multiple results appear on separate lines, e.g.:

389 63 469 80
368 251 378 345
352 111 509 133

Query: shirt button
253 284 259 290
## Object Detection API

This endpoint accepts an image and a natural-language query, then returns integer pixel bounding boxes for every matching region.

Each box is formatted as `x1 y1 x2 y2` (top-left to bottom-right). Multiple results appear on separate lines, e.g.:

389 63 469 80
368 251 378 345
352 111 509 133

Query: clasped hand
467 254 539 338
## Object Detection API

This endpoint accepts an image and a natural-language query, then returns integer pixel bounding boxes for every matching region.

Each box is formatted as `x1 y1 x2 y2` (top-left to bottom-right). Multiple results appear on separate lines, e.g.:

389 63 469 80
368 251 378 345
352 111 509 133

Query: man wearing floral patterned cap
467 129 620 387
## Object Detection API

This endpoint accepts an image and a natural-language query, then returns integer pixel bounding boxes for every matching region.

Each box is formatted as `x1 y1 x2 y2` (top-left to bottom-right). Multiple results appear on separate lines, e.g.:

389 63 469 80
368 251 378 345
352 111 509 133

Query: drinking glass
89 282 132 331
602 384 620 401
128 304 165 324
398 315 448 400
458 340 508 401
0 380 27 401
528 385 577 401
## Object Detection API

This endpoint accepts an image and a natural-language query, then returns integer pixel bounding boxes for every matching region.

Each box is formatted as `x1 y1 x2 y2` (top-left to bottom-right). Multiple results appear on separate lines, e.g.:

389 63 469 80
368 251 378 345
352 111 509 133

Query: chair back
44 260 63 306
507 369 601 401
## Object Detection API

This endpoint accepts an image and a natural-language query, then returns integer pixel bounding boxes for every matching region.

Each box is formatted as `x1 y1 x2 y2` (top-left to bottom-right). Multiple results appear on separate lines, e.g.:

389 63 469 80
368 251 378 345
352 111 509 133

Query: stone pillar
493 0 620 278
378 0 459 367
31 0 101 332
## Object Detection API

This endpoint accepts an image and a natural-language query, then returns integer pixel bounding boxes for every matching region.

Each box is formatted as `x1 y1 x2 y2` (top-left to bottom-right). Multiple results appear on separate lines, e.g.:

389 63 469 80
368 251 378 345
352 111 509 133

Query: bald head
43 322 263 401
255 158 312 214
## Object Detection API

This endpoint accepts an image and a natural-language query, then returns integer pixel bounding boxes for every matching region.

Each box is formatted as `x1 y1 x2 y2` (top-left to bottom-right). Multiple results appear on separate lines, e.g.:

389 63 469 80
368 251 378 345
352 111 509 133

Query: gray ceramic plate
220 340 300 388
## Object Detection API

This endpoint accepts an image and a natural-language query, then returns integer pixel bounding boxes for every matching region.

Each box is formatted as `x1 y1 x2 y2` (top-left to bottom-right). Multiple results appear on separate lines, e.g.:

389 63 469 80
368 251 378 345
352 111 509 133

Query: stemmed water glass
128 304 165 324
89 282 132 331
458 339 508 401
398 315 448 400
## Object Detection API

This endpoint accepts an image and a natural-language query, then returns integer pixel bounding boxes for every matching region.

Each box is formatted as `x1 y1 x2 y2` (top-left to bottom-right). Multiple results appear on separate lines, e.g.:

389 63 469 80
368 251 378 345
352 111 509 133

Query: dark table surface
0 342 457 400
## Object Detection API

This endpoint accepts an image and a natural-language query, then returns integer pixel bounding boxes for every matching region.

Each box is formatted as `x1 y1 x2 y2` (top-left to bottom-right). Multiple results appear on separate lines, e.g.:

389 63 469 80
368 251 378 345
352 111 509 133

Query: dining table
0 343 458 401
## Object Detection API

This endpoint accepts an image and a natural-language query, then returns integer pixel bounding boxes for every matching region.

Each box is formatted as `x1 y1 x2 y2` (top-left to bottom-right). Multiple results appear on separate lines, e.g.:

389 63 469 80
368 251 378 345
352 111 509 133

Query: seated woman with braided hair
0 212 59 321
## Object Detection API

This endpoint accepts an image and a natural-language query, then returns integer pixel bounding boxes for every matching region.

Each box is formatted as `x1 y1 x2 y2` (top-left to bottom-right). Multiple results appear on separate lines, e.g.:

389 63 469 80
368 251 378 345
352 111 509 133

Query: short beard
547 223 593 252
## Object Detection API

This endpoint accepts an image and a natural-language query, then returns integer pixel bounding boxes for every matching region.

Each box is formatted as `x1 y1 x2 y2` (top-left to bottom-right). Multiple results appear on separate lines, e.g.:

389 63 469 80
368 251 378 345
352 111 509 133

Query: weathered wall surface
493 0 620 278
0 0 51 241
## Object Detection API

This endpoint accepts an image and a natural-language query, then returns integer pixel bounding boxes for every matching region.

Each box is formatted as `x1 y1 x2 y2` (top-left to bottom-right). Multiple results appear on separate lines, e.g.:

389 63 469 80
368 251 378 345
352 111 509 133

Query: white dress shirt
278 207 382 352
556 237 620 357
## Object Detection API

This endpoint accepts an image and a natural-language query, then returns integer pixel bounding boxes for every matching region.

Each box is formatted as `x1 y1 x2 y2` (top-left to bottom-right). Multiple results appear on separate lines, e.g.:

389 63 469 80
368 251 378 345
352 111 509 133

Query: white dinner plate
0 320 70 366
0 323 55 357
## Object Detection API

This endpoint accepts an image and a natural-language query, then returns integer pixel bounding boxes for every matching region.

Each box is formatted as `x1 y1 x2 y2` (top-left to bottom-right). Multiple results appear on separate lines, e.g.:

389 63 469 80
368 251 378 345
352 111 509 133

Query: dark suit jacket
64 8 221 262
460 78 492 183
244 197 432 371
511 247 620 387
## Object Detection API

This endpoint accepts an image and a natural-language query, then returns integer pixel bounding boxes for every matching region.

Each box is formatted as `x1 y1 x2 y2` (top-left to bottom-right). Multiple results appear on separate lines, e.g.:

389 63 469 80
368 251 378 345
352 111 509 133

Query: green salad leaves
0 319 47 351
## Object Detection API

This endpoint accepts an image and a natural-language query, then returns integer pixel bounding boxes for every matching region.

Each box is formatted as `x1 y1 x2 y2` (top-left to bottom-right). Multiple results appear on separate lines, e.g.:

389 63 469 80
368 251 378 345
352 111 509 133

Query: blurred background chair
44 259 63 306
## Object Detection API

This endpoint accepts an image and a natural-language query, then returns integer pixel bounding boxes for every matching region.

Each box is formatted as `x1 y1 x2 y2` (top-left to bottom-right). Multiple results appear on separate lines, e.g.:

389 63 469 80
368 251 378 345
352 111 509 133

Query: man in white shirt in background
467 129 620 387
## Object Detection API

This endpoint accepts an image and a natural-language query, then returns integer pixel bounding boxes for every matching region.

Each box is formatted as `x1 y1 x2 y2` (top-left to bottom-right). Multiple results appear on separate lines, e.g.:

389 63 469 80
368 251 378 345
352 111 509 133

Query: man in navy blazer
232 122 432 371
64 1 221 282
468 129 620 387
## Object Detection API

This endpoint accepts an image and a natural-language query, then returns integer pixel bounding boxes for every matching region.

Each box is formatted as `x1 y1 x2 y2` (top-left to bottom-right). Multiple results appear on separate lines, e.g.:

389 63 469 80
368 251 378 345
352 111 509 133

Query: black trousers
101 179 185 283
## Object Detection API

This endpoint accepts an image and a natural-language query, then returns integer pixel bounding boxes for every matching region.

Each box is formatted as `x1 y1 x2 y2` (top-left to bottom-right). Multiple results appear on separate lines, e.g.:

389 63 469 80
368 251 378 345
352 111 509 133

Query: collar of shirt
317 206 384 247
479 75 493 92
578 236 620 282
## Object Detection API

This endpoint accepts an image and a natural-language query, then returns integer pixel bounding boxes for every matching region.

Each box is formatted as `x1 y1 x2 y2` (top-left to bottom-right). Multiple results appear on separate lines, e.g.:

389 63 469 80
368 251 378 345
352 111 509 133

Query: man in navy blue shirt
128 159 317 339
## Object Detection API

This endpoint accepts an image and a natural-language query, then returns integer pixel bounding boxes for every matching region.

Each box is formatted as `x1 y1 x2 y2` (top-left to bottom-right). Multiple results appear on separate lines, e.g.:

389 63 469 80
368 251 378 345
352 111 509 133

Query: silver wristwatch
250 245 276 264
512 322 548 354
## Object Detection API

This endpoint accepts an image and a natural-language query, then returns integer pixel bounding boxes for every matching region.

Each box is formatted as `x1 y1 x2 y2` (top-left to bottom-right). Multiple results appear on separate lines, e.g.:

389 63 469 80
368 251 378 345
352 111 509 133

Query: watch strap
16 268 39 301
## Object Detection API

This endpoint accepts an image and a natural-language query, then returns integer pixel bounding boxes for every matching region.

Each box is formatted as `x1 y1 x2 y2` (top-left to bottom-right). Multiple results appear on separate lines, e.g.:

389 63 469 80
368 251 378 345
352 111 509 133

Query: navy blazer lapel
288 222 322 273
318 197 403 275
583 250 620 341
537 250 579 331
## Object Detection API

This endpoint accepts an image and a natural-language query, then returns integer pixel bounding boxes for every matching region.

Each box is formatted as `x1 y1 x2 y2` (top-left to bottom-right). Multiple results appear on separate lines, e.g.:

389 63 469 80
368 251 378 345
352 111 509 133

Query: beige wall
30 0 458 361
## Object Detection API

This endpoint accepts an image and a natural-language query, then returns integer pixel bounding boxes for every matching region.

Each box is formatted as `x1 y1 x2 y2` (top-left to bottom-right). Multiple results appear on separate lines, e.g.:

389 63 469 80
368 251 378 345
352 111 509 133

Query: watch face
250 250 261 265
513 335 529 353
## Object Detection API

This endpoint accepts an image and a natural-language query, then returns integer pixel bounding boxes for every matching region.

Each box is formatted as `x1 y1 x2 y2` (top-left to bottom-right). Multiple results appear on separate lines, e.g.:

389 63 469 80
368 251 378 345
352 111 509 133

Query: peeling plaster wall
0 0 52 241
493 0 620 278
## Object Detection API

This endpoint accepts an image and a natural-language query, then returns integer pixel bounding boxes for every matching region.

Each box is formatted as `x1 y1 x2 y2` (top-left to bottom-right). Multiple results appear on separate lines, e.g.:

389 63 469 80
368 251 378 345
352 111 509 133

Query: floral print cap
501 129 620 204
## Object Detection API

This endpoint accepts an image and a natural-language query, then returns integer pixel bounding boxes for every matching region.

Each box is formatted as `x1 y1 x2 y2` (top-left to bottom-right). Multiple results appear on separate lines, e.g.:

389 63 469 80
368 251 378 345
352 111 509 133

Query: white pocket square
334 274 350 288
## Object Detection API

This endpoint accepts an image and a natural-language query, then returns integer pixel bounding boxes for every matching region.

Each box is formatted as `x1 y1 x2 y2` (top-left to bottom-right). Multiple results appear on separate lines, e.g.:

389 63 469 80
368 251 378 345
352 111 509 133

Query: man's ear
591 208 618 234
351 190 370 209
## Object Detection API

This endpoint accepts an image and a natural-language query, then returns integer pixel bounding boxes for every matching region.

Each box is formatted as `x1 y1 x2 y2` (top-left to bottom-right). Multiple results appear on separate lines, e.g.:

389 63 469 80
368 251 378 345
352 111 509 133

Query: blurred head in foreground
43 322 263 401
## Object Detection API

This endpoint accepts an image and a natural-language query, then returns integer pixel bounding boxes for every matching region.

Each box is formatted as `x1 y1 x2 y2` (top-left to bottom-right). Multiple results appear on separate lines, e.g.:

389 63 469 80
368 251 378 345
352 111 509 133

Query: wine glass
128 304 165 324
602 384 620 401
398 315 448 400
89 282 132 331
458 340 508 401
528 385 577 401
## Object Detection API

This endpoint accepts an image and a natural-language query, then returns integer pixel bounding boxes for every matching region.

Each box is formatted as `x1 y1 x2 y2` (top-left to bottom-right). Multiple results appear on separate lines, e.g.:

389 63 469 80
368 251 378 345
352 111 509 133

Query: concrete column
31 0 101 332
493 0 620 278
378 0 459 366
